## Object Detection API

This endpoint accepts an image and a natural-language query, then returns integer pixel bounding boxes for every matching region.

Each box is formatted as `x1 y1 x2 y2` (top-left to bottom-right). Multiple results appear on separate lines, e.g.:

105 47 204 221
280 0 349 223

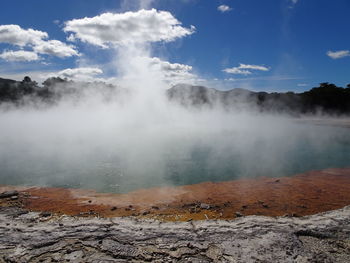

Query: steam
0 8 349 193
1 99 349 193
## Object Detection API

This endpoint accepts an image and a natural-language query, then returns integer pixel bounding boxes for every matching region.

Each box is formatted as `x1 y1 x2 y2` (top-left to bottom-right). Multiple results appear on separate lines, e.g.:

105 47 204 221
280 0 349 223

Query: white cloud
0 24 48 46
33 40 79 58
238 64 269 71
64 9 195 47
291 0 298 4
217 5 232 13
0 50 40 61
326 50 350 59
136 56 196 83
148 57 192 73
223 68 252 75
52 67 103 81
223 63 270 75
0 24 79 59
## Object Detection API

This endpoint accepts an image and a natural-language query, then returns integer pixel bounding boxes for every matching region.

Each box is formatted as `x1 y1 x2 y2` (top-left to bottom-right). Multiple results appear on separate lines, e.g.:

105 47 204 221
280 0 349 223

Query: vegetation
168 82 350 115
1 76 349 115
0 76 119 106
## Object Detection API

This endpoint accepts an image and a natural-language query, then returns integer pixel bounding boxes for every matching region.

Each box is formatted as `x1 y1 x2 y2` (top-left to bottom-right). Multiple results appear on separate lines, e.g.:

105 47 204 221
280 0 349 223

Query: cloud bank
0 24 79 61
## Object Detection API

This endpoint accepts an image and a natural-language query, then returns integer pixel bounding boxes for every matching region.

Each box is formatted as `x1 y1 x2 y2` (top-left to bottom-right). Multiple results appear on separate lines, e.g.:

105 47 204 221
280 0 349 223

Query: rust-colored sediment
1 168 350 221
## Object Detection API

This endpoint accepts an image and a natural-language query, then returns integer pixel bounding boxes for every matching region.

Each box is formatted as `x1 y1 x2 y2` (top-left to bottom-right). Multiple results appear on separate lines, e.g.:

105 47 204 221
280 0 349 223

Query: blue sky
0 0 349 92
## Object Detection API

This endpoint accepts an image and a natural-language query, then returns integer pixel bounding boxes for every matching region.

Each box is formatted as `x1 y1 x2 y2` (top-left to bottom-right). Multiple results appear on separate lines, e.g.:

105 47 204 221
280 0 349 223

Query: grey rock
39 212 52 217
0 191 19 199
200 203 211 209
235 212 243 217
0 206 349 262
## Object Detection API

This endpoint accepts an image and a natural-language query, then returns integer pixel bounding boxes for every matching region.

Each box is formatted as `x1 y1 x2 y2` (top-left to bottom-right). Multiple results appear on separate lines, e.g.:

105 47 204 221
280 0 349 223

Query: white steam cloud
64 9 195 47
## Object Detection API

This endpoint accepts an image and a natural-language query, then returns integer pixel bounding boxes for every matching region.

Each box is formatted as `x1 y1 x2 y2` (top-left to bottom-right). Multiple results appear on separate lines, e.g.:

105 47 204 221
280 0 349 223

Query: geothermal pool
0 106 349 194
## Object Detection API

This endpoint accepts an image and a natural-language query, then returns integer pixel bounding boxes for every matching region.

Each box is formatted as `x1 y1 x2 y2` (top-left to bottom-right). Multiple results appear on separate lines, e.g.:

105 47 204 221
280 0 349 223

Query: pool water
1 112 349 193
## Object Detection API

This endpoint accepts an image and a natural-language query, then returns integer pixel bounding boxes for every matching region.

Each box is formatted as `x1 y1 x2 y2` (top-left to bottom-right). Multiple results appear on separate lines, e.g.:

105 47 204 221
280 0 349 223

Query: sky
0 0 349 92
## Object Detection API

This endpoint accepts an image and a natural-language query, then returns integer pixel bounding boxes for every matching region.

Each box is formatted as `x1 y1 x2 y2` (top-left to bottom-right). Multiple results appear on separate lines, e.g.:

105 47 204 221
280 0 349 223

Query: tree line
1 76 350 115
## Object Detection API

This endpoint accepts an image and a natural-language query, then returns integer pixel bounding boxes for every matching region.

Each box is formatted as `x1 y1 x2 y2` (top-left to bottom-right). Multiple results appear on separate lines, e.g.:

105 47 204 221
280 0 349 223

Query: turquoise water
0 121 349 193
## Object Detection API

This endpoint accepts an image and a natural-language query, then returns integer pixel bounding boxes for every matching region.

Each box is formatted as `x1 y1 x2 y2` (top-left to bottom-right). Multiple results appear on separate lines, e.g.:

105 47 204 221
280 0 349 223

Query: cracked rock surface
0 206 349 262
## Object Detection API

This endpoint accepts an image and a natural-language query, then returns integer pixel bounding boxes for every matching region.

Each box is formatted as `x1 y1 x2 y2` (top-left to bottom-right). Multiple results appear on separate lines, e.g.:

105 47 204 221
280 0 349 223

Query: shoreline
1 167 350 221
295 117 350 128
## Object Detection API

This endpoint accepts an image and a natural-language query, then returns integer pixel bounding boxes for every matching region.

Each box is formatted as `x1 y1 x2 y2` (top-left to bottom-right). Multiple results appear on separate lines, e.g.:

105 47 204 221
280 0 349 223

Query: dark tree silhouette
1 76 350 114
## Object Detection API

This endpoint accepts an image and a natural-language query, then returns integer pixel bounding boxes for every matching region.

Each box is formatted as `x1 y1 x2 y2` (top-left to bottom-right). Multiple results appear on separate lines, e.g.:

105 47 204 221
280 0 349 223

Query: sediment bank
1 167 350 221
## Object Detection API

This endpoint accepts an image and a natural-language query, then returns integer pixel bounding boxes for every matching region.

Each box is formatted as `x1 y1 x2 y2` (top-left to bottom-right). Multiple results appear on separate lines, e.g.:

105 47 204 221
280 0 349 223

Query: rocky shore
0 205 349 262
1 168 350 221
1 168 350 262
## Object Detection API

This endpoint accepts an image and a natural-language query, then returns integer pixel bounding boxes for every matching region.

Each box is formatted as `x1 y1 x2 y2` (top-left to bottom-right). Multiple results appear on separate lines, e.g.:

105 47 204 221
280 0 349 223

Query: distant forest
1 76 350 115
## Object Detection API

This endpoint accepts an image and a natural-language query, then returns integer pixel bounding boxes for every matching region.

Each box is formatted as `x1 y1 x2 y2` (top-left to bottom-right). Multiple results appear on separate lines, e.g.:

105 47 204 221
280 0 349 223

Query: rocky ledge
0 206 349 263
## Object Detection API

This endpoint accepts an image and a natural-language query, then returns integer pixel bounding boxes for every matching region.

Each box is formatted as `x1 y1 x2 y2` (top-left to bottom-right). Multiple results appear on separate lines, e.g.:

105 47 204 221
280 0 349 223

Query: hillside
168 83 350 114
1 76 350 114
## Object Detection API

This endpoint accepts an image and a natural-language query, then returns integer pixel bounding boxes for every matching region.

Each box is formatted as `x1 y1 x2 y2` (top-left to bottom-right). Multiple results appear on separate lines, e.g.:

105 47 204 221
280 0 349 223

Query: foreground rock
0 191 18 199
0 206 349 262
